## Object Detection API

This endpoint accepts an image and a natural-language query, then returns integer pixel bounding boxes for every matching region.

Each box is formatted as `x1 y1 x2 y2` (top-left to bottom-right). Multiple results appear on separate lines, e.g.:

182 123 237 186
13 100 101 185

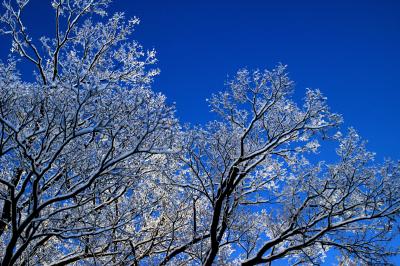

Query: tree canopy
0 1 399 265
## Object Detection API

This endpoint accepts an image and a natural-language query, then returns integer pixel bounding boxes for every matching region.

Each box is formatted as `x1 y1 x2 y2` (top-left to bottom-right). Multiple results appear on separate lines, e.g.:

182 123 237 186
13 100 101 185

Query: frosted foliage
0 0 180 265
0 1 399 266
178 66 399 265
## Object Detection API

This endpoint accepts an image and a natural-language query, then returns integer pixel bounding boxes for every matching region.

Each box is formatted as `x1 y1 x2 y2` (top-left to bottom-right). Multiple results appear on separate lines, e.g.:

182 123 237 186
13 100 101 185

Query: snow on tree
172 67 400 265
0 1 181 265
0 1 399 265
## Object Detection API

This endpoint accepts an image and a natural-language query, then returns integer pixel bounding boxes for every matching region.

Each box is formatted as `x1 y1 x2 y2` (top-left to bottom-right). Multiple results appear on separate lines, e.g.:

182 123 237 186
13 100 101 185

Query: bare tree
166 67 400 265
0 1 181 265
0 1 399 265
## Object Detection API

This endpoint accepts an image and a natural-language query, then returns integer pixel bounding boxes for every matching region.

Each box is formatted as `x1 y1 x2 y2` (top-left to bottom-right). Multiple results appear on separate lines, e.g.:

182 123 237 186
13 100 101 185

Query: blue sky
127 0 400 160
0 0 399 264
0 0 399 159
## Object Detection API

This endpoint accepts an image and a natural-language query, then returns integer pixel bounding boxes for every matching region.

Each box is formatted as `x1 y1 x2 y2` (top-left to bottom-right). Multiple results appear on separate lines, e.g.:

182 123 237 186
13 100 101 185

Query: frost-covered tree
168 67 400 265
0 0 181 265
0 1 399 266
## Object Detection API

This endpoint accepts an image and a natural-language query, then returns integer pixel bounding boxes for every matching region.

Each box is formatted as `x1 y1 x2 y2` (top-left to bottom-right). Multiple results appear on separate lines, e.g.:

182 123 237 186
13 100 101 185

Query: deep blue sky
130 0 400 160
0 0 399 264
0 0 399 159
131 0 400 160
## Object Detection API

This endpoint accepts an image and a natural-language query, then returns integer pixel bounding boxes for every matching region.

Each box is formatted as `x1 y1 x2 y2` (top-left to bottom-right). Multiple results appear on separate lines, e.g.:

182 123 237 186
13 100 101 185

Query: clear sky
0 0 399 159
128 0 400 160
0 0 399 263
131 0 400 160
